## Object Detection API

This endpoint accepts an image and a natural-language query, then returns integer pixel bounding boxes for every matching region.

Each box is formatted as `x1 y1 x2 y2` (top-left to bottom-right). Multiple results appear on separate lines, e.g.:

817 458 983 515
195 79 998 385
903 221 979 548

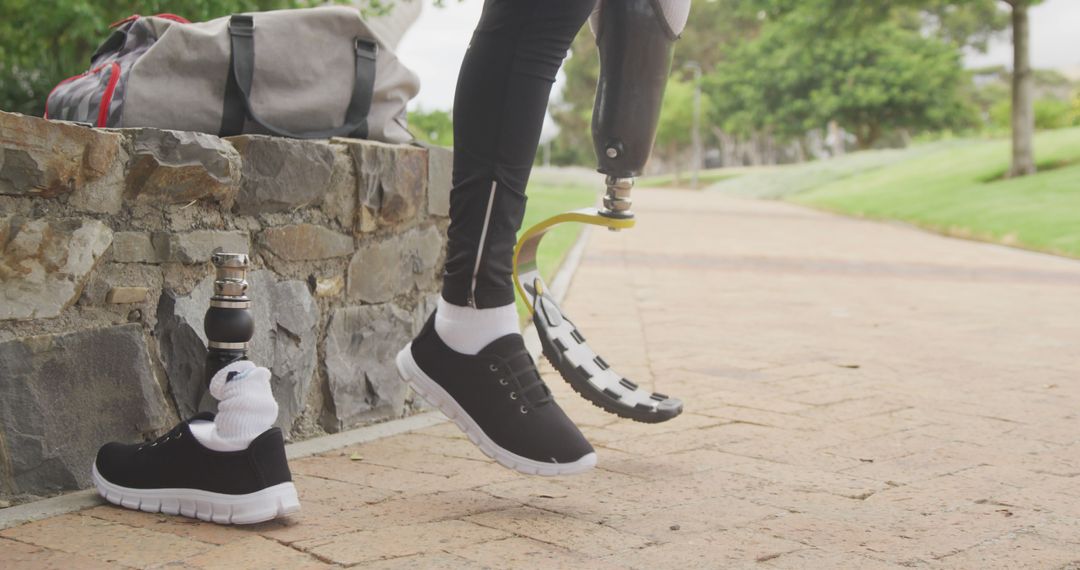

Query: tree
707 19 977 150
916 0 1044 177
755 0 1042 177
1004 0 1039 176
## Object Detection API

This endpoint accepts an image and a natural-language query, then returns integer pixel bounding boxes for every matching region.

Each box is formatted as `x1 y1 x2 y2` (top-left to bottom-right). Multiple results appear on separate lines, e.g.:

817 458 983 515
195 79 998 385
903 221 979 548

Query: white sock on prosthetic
435 296 519 355
189 360 279 452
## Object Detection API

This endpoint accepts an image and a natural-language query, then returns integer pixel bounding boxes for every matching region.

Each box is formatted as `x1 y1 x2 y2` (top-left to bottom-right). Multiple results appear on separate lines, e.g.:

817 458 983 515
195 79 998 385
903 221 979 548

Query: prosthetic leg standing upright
93 251 298 524
513 0 691 423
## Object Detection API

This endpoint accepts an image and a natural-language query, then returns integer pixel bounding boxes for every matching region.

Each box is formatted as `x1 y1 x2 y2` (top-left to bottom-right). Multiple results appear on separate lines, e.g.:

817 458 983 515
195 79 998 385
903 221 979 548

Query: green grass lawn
790 127 1080 258
706 140 963 199
514 181 601 321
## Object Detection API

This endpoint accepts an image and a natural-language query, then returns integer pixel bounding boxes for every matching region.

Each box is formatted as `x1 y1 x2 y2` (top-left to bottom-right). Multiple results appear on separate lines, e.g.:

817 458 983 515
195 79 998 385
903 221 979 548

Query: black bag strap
219 14 377 139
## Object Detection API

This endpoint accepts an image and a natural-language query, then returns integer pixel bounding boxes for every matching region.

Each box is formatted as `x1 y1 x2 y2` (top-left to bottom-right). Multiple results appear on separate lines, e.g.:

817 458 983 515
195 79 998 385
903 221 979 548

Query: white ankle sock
189 360 279 452
434 297 519 355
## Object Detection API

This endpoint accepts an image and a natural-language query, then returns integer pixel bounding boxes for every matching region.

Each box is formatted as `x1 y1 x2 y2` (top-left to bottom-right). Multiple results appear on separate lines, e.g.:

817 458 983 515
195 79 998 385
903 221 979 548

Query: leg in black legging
441 0 596 309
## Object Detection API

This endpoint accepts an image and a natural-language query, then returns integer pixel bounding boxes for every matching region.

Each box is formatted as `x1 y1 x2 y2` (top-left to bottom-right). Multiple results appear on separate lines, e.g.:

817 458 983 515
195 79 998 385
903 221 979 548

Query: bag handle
219 14 376 139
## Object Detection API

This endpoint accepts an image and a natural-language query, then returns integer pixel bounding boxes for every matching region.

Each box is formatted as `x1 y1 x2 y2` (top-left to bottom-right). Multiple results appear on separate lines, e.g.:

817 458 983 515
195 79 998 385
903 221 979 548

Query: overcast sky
397 0 1080 113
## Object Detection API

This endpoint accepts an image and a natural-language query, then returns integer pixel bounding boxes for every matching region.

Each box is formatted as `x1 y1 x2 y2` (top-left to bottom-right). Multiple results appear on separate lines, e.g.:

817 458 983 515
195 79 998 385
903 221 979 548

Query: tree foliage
407 107 453 147
754 0 1009 42
655 79 701 150
653 76 714 176
708 18 978 149
547 28 599 167
754 0 1045 177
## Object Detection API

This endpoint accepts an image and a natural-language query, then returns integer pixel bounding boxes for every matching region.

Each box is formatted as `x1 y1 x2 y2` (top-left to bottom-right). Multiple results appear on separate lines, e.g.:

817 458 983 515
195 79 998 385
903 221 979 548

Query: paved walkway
3 190 1080 568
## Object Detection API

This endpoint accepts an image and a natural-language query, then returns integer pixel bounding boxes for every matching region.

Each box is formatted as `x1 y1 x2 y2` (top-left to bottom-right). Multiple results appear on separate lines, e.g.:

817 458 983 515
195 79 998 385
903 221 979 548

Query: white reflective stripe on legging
469 180 499 307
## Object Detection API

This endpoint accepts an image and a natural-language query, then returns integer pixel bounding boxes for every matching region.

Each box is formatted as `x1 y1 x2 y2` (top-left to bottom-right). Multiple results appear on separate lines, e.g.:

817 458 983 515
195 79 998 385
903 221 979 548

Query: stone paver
4 189 1080 568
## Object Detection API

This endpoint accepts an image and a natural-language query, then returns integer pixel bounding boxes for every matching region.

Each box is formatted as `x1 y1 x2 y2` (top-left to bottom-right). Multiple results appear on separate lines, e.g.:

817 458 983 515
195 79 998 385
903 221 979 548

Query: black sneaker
92 413 300 525
396 314 596 476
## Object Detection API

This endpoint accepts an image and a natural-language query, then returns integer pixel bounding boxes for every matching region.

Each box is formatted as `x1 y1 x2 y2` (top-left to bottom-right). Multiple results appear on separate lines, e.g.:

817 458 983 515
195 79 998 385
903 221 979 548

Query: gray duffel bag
44 6 420 143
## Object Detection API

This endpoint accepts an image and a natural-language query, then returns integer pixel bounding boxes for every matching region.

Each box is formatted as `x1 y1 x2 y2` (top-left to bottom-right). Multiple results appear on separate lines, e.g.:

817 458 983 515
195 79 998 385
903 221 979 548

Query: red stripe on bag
110 13 189 28
154 13 191 24
97 62 122 128
109 14 140 28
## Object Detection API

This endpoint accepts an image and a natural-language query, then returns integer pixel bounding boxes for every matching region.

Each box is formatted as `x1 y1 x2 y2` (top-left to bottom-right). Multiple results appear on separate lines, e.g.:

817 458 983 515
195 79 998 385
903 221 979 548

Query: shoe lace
139 424 184 451
491 349 554 413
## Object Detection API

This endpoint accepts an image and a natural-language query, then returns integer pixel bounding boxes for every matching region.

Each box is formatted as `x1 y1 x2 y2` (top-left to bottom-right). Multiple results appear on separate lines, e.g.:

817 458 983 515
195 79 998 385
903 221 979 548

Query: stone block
159 230 249 264
422 144 452 217
347 225 443 303
110 232 162 263
0 324 170 495
323 303 414 430
107 287 149 304
258 224 354 261
0 216 113 320
0 112 125 214
155 271 319 433
124 128 241 205
344 139 428 227
322 144 357 230
229 135 335 214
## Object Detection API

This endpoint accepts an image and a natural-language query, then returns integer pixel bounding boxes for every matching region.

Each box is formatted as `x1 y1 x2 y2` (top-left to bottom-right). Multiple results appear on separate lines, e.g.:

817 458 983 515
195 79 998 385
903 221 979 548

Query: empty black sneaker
396 314 596 476
92 413 299 524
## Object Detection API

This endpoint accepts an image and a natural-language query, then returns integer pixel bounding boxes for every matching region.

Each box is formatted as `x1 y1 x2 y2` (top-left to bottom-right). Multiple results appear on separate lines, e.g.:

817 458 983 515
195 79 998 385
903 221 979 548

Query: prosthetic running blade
512 0 688 422
513 208 683 423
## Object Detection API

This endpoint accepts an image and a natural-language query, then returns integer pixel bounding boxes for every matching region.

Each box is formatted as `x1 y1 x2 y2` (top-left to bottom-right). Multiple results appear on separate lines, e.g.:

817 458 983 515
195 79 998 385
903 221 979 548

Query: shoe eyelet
489 363 499 372
520 406 529 414
509 392 518 400
498 378 508 386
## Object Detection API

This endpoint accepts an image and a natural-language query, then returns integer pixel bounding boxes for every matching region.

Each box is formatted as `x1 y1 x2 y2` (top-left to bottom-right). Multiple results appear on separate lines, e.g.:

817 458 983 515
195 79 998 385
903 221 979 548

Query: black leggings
441 0 596 309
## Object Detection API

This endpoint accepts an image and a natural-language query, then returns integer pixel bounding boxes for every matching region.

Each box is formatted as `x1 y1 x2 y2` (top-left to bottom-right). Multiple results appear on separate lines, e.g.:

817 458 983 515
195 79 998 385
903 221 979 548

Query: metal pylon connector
599 176 635 227
210 252 251 305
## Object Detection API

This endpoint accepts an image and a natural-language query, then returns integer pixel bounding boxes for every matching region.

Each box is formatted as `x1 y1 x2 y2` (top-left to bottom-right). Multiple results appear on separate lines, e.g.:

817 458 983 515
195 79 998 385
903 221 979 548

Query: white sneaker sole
91 463 300 525
396 343 597 476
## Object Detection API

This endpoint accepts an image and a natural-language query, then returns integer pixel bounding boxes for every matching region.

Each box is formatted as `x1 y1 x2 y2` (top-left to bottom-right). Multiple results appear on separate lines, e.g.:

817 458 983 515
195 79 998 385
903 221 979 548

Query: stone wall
0 111 452 501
